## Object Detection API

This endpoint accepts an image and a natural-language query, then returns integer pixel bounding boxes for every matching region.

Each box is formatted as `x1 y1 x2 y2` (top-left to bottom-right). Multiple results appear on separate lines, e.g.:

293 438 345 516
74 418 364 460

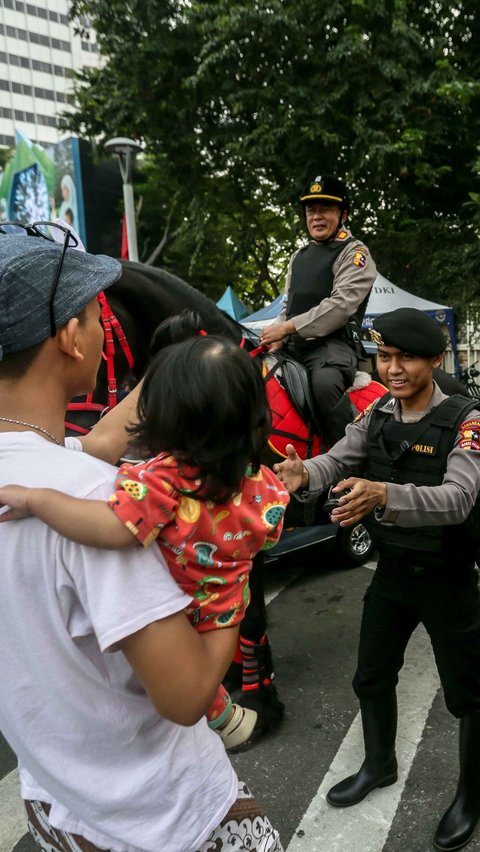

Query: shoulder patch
353 250 367 268
458 418 480 451
354 401 374 422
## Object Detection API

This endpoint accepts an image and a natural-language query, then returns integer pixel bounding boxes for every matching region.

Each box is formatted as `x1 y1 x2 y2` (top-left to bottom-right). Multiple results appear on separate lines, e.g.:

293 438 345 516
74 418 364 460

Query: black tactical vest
365 394 479 565
286 240 352 321
285 239 370 352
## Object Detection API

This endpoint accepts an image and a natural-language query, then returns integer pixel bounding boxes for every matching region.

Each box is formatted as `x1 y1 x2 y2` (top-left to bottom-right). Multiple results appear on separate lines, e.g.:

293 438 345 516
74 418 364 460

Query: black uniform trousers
353 552 480 718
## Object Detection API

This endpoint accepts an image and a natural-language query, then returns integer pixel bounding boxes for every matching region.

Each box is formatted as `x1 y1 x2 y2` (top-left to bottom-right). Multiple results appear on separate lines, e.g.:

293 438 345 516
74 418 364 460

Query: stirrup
217 704 257 751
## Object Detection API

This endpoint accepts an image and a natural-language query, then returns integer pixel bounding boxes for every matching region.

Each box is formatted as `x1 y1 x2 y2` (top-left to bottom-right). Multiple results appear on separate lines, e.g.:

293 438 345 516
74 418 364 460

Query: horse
69 259 385 743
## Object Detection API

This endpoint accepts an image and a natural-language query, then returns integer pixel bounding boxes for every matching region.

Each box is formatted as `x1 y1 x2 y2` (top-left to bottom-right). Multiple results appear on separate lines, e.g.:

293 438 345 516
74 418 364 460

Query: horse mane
117 261 243 342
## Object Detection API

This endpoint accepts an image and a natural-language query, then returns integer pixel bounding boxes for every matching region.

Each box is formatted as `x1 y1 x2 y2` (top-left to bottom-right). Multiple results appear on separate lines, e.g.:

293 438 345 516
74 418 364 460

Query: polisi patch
458 418 480 451
410 443 435 455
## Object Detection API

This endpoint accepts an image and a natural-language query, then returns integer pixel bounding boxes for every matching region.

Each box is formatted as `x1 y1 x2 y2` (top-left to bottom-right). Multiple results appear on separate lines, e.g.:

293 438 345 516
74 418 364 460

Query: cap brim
300 194 343 204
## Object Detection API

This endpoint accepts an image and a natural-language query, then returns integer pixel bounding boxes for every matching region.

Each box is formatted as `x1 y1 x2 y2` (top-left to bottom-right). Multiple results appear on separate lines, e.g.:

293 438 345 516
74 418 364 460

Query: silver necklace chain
0 416 62 446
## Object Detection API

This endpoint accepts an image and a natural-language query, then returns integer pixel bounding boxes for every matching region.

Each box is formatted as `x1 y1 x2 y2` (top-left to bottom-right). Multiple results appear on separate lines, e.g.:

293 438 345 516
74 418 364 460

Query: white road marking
0 770 25 851
286 624 440 851
264 571 301 606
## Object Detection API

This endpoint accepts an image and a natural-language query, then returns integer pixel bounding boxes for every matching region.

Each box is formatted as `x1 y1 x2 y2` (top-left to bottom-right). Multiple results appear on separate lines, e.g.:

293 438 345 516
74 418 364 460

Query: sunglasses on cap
0 220 79 337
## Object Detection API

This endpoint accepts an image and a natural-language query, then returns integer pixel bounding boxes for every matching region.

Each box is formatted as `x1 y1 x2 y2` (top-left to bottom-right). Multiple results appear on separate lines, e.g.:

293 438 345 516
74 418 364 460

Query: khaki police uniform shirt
277 228 377 338
301 382 480 527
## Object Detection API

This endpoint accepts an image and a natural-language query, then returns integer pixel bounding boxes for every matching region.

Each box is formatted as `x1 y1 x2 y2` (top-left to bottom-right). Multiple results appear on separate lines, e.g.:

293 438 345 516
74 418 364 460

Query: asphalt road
2 546 480 852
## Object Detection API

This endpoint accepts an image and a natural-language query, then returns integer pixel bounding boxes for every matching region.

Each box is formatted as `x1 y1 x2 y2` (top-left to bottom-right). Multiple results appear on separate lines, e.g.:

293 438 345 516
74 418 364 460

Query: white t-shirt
0 433 237 852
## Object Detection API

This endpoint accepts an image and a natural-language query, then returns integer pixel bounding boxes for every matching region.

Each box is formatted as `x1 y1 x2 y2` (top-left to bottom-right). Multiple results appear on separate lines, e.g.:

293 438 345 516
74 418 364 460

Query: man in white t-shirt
0 231 282 852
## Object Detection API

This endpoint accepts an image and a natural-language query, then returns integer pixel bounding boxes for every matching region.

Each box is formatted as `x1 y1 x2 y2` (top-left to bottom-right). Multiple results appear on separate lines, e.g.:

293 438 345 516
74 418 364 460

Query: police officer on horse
260 174 377 445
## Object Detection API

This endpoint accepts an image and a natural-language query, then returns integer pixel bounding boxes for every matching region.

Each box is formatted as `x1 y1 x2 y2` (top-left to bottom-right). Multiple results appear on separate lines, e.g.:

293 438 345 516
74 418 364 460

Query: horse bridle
65 291 135 435
65 299 263 436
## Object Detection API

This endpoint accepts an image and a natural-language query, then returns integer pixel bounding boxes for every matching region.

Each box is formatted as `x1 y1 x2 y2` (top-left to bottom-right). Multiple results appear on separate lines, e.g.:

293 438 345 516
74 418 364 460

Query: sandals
218 704 258 751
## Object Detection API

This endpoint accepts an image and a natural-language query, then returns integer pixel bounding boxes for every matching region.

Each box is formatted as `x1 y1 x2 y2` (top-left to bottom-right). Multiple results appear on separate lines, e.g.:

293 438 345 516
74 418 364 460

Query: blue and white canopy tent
216 285 251 320
245 294 283 326
242 273 460 376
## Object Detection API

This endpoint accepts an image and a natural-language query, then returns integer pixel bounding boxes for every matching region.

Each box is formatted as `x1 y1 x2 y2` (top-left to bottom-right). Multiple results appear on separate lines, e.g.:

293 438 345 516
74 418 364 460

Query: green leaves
66 0 480 314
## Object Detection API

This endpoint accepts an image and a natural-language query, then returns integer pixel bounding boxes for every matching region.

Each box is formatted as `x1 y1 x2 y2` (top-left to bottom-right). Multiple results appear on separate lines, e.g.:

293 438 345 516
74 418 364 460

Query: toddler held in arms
0 313 289 750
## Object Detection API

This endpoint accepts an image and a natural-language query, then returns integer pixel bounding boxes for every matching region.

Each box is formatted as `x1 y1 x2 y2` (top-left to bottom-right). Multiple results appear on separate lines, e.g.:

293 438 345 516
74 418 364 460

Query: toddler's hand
0 485 33 521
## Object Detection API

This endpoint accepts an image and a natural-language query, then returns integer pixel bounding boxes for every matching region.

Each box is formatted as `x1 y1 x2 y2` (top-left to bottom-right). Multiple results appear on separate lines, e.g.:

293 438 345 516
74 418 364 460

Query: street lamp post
104 136 142 262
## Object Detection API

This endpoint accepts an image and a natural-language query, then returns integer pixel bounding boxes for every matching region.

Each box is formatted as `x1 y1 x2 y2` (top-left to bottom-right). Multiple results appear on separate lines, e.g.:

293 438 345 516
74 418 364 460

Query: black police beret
370 308 446 356
299 174 350 215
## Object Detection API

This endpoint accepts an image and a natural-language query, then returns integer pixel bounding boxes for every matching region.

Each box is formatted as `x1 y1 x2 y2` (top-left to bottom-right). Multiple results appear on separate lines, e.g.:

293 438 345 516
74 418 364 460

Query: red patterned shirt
108 453 289 632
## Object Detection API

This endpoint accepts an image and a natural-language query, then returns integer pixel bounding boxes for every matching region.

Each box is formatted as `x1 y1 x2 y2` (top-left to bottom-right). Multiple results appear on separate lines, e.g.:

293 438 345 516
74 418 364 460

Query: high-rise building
0 0 98 148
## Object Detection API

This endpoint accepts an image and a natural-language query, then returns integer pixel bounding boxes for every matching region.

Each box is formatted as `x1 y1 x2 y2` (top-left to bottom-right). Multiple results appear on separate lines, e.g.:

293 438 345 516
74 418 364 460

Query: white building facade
0 0 97 148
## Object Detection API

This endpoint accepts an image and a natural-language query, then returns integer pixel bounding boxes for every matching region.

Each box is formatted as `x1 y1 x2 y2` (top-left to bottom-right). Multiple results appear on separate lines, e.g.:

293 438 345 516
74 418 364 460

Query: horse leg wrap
237 633 284 737
240 634 273 692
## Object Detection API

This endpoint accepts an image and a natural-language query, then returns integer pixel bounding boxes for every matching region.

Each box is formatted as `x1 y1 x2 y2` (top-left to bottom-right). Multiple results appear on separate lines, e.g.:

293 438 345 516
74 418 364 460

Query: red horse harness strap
65 291 135 435
97 291 135 409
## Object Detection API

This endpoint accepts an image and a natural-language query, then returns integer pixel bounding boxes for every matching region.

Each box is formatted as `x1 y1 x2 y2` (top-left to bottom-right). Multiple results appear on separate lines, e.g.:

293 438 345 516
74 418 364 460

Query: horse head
66 261 244 435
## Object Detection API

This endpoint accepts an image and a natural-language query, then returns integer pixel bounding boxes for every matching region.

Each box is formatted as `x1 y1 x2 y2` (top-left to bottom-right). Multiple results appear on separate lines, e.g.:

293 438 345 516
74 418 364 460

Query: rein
248 343 269 359
65 291 135 435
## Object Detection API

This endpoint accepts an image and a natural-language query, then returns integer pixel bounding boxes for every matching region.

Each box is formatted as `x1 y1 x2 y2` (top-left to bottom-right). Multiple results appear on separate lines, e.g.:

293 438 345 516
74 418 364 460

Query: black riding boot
434 713 480 851
327 692 398 807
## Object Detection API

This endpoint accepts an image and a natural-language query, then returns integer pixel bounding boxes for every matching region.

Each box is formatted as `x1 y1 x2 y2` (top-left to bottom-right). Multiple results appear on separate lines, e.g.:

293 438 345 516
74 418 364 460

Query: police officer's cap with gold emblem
369 308 446 356
300 174 350 215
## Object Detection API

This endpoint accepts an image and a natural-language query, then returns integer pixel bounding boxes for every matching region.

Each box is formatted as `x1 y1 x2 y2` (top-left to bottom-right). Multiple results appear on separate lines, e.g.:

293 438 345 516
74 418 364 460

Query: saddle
265 352 322 432
263 353 324 460
262 351 387 461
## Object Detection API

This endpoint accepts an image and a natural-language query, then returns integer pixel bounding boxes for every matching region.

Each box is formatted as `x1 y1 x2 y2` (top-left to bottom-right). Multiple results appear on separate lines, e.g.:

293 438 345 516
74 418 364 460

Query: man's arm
274 409 371 496
303 409 372 492
120 617 239 726
67 522 239 727
321 410 480 528
79 381 143 465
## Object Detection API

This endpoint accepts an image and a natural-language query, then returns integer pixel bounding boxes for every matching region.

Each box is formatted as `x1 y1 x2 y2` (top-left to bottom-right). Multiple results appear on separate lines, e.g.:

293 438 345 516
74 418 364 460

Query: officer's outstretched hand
273 444 307 494
329 477 387 527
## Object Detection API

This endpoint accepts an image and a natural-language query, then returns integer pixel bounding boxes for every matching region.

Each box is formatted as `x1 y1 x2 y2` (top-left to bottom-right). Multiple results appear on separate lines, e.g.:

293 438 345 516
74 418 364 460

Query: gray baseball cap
0 235 122 360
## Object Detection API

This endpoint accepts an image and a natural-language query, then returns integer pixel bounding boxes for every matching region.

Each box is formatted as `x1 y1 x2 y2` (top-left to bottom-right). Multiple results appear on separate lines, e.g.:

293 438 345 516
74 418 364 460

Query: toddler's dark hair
149 309 204 357
134 325 270 502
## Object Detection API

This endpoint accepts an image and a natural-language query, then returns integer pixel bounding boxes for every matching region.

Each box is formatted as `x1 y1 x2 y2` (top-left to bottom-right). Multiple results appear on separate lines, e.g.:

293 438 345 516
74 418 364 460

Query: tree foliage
68 0 480 313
